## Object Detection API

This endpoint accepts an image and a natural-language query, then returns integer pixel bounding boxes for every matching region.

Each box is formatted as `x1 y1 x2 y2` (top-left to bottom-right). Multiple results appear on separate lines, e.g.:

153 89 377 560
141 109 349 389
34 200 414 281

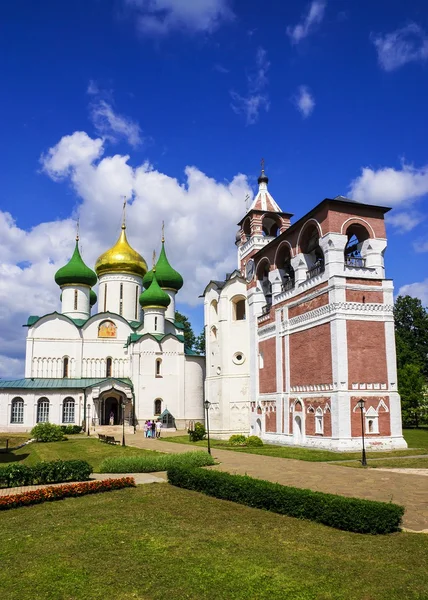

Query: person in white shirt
155 419 162 439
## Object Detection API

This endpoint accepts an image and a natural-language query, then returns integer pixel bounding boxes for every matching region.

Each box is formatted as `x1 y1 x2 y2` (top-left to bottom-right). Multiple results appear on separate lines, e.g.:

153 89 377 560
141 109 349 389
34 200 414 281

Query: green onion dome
55 241 97 288
139 269 171 309
142 241 183 291
90 289 97 307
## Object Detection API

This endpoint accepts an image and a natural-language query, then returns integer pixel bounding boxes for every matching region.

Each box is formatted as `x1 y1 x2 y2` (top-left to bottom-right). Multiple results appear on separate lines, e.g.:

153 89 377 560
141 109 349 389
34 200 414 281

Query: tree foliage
175 311 196 351
394 296 428 376
394 295 428 426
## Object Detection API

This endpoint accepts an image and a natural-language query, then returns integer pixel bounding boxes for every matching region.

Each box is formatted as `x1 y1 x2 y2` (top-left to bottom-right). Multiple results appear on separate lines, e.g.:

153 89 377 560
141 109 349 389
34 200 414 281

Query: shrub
0 459 92 488
0 477 135 511
31 423 65 442
167 467 404 535
99 451 214 473
188 422 206 442
246 436 263 447
60 425 82 435
229 434 247 446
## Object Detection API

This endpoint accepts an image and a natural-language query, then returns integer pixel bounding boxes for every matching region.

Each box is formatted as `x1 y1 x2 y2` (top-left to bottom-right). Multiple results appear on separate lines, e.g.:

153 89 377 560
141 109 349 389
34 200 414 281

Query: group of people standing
144 419 162 438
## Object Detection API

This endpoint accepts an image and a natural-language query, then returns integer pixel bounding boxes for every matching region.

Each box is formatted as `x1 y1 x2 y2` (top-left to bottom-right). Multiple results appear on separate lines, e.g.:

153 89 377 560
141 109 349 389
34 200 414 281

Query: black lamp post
356 398 367 466
87 404 91 437
204 399 211 455
122 401 126 447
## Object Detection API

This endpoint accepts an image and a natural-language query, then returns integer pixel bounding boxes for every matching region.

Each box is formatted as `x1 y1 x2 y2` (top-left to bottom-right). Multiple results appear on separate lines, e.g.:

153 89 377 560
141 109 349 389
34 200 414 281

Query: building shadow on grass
0 452 29 464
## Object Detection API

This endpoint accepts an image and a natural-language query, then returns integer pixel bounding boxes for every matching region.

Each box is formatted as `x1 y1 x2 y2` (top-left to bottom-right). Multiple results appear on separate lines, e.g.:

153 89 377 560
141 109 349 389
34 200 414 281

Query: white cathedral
0 215 205 432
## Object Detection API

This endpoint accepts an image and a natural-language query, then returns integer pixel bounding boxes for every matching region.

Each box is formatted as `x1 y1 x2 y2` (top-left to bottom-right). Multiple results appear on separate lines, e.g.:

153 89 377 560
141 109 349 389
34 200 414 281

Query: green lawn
166 428 428 462
0 484 427 600
0 437 159 472
340 456 428 469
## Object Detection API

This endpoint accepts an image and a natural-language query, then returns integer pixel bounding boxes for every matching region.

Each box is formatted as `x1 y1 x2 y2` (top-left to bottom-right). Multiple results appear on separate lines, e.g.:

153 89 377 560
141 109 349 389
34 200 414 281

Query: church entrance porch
104 396 120 425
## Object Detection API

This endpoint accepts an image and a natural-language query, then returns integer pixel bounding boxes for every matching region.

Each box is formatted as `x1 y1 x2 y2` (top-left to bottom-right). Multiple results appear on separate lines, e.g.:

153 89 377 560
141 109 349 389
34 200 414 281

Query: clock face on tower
245 259 255 282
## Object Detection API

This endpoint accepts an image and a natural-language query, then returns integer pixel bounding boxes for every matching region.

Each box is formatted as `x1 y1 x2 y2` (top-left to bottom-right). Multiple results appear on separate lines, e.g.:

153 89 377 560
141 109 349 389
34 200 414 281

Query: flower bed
0 477 136 510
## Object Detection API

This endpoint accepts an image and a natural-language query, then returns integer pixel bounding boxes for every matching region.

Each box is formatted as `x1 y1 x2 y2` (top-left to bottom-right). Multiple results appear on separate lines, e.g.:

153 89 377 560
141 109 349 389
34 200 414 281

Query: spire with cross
122 196 127 229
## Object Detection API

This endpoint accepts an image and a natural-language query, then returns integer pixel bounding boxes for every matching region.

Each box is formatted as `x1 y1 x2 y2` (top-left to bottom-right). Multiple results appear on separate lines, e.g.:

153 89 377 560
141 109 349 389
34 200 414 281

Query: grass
0 434 29 449
0 484 427 600
340 456 428 469
165 427 428 462
0 437 161 472
99 450 215 473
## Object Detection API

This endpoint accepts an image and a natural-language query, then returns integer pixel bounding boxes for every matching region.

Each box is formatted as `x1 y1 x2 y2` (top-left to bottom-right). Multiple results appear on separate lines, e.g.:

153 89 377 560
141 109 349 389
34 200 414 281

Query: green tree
194 329 205 355
398 363 426 428
394 295 428 376
175 311 196 351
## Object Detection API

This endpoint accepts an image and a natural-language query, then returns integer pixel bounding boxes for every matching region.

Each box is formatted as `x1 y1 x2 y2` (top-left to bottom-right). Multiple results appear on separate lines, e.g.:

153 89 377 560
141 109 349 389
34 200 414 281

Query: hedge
99 451 215 473
0 460 92 488
0 478 135 510
167 467 405 535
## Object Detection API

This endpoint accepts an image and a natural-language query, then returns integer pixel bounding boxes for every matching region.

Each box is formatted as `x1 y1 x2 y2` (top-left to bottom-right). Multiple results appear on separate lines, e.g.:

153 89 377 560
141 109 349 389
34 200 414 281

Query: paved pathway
127 434 428 532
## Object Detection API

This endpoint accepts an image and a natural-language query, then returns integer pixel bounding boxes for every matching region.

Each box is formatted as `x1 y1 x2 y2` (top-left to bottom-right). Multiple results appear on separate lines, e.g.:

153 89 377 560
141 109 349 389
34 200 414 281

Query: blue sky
1 0 428 376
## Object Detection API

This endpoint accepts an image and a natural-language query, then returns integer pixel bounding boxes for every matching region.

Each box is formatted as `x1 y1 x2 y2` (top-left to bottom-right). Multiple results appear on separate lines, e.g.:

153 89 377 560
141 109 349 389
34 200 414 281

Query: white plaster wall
143 307 166 335
184 356 205 421
0 389 86 432
61 285 90 319
98 273 143 321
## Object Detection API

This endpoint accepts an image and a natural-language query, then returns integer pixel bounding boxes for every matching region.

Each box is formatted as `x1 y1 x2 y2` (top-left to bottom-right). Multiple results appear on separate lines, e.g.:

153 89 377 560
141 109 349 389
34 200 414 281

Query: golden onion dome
95 225 148 278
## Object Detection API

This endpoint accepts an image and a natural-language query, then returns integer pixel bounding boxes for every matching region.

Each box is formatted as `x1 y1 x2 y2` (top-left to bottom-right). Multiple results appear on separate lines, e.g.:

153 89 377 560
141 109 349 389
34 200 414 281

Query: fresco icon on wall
98 320 117 338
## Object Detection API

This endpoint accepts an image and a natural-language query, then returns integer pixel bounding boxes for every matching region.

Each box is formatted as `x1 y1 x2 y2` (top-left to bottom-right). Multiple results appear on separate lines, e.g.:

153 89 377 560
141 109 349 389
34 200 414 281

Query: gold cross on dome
261 157 265 171
152 249 156 270
76 218 80 242
122 196 127 228
162 220 165 243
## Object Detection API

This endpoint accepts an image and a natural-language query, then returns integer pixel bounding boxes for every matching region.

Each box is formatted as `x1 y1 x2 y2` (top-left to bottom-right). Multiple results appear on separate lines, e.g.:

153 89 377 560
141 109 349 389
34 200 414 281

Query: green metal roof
0 377 133 390
139 269 171 309
143 241 183 292
24 312 142 330
55 240 98 288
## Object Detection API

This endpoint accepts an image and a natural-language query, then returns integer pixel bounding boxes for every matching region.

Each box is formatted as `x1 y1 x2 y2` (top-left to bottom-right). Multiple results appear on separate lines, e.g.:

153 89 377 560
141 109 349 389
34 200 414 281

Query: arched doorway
104 396 120 425
256 418 262 436
293 415 303 444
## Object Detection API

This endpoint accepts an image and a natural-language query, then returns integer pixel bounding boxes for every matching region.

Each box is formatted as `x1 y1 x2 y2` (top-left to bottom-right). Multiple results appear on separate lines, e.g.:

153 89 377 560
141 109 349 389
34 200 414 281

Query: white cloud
287 1 326 44
413 239 428 253
90 100 143 148
230 47 270 125
349 163 428 207
386 211 424 233
87 80 100 95
124 0 233 36
0 131 252 378
293 85 315 118
371 23 428 71
398 279 428 306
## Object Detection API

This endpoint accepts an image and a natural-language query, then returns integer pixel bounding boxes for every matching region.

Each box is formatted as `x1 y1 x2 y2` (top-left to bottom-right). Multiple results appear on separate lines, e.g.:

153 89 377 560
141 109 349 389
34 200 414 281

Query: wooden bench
105 435 120 445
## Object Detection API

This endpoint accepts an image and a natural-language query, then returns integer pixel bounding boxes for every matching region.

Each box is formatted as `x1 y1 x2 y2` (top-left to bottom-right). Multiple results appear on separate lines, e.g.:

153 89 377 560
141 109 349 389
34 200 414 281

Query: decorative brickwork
345 289 384 303
347 321 387 388
288 292 329 318
350 396 390 437
265 408 277 432
290 323 332 387
259 337 277 393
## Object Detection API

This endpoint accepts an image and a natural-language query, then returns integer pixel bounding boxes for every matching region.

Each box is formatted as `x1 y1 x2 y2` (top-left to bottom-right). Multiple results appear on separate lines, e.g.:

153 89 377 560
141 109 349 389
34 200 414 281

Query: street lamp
356 398 367 466
87 404 91 437
122 401 126 447
204 399 211 455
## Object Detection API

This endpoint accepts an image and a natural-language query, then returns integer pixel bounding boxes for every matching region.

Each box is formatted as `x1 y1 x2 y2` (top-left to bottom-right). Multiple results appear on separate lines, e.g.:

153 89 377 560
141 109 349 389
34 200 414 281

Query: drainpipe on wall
132 387 136 434
83 389 87 432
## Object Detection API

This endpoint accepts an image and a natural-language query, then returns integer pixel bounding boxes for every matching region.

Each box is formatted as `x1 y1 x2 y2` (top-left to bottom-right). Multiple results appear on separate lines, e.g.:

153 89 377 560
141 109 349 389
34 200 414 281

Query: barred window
154 399 162 415
62 397 75 423
37 397 49 423
11 397 24 424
